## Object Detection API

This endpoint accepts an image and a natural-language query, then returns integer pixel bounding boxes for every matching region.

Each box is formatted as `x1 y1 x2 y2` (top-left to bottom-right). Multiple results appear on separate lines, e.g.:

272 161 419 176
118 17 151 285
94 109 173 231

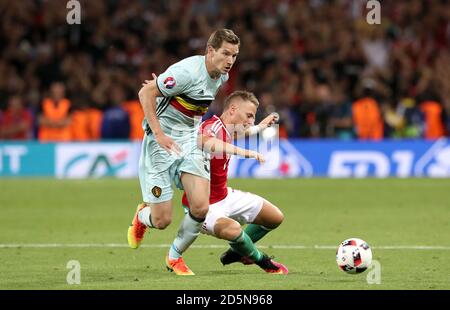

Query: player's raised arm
235 112 280 139
138 74 180 155
198 134 265 164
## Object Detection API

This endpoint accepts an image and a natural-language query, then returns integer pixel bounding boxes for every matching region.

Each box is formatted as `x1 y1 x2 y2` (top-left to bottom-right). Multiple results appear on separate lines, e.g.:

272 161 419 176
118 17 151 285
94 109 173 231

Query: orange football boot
127 203 148 249
165 255 195 276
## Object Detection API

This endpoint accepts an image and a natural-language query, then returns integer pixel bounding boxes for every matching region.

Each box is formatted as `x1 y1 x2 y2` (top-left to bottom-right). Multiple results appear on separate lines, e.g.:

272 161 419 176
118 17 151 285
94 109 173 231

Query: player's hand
248 150 265 164
155 132 181 155
142 73 158 86
258 112 280 129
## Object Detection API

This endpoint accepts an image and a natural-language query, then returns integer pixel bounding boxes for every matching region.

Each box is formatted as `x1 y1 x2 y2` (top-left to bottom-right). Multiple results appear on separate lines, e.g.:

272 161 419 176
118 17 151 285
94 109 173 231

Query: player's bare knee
274 207 284 226
152 217 171 229
189 205 208 219
213 219 226 239
214 219 241 241
225 222 242 240
265 205 284 229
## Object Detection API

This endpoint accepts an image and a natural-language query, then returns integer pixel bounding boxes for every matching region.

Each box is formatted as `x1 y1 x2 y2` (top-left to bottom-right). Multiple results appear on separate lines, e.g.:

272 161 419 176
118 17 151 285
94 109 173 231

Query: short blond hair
223 90 259 111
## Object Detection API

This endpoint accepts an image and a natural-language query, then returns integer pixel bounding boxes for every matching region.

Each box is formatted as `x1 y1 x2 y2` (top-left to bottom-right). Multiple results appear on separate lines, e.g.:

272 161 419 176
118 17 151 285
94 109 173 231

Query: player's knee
189 204 209 219
267 206 284 229
152 216 172 229
275 208 284 226
214 219 241 241
226 222 242 240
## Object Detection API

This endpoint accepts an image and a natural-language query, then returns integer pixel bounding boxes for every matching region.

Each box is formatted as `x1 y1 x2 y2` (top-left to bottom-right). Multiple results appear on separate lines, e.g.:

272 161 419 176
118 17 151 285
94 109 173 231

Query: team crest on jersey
163 77 176 89
151 186 162 198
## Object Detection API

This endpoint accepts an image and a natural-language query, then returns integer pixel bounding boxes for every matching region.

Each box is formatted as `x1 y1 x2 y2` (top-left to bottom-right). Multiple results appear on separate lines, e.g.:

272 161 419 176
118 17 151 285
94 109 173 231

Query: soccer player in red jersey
181 90 288 274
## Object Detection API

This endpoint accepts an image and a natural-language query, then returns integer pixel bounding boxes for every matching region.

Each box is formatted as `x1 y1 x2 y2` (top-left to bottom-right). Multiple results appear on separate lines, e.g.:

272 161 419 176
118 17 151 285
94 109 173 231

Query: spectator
38 82 72 142
70 96 103 141
418 90 447 139
100 87 130 140
328 88 354 140
352 83 384 140
0 95 33 140
399 97 424 138
122 99 144 141
0 0 449 140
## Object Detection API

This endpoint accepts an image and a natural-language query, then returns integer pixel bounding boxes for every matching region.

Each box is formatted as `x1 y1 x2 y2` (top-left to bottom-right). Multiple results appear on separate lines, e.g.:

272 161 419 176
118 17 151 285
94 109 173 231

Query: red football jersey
182 115 232 207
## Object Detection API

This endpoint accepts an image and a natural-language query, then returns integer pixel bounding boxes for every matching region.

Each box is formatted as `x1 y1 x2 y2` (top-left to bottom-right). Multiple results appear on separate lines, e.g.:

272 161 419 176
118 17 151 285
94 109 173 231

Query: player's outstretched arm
235 112 279 139
138 74 180 155
198 135 265 164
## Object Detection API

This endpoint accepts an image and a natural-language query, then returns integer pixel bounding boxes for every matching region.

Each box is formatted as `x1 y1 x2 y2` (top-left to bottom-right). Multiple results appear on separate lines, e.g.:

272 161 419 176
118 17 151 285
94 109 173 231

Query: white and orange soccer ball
336 238 372 274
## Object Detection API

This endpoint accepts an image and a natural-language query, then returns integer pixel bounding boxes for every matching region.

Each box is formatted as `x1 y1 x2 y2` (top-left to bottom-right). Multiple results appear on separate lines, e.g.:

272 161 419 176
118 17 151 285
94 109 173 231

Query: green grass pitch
0 178 449 289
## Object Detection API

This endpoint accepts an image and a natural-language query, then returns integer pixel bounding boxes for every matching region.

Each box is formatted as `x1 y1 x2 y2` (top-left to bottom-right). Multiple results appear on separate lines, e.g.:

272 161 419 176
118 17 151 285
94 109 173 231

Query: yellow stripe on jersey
174 96 208 114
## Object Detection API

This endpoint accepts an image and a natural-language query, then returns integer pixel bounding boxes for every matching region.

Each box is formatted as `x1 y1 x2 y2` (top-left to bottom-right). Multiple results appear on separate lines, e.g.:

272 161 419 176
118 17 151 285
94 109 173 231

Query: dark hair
207 29 240 51
223 90 259 111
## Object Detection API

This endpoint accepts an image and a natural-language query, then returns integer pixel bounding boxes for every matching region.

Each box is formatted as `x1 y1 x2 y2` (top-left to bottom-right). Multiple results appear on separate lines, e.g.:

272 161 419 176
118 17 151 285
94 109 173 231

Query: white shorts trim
201 188 264 236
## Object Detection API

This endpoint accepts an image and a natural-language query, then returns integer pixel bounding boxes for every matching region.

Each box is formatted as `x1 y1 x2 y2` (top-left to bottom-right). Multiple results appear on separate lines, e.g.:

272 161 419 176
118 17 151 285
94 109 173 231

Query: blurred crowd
0 0 449 141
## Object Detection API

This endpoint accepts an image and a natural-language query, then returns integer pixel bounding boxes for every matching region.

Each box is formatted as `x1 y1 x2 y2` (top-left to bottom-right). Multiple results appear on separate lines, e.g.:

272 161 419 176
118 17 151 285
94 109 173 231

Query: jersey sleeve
156 65 192 97
200 120 219 138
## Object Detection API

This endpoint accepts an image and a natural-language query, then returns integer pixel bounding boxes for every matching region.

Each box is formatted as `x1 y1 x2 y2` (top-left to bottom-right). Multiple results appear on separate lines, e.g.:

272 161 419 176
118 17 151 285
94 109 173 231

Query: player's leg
217 190 288 274
137 201 173 229
214 217 242 240
244 199 284 243
165 145 210 275
128 200 173 248
180 172 210 219
128 134 175 249
216 221 287 274
165 172 209 275
128 191 174 249
220 199 283 259
206 212 264 264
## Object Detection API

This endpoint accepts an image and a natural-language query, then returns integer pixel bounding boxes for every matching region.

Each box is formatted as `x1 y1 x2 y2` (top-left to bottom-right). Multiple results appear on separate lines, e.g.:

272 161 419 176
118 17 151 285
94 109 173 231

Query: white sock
137 206 153 228
169 212 202 260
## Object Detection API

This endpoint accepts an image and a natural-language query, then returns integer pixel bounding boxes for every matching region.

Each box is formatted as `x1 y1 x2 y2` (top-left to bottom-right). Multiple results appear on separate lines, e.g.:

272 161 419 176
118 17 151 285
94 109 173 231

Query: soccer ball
336 238 372 274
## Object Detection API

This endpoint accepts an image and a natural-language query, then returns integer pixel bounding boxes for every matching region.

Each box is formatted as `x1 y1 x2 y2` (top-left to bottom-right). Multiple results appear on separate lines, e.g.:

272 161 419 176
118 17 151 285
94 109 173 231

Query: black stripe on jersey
144 97 171 136
178 94 212 108
156 97 169 116
155 96 167 114
157 100 170 117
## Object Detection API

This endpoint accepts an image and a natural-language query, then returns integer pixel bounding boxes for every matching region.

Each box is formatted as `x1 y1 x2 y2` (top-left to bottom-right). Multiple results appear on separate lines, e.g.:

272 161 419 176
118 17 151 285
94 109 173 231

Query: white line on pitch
0 244 449 250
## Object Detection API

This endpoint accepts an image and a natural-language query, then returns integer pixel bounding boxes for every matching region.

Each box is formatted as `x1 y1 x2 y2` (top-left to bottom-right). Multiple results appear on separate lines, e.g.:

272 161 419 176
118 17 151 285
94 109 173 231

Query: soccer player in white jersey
128 29 264 275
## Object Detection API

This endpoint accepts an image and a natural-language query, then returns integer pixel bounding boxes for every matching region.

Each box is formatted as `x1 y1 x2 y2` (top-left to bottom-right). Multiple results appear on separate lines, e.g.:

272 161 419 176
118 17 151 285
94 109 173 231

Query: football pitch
0 178 449 290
